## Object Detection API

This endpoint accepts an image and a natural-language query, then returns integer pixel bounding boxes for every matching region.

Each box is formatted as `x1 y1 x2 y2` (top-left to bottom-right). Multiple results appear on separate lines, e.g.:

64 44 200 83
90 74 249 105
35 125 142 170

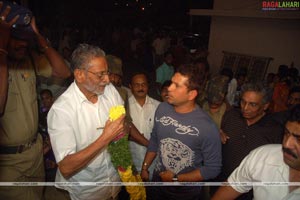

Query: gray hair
241 82 269 104
71 43 106 70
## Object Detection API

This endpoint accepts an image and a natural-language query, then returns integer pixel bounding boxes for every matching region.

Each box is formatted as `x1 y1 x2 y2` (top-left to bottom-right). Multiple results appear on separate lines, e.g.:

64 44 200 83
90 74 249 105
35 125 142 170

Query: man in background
272 86 300 127
107 54 149 148
218 82 283 199
155 51 174 94
160 80 171 102
128 72 160 178
106 54 132 100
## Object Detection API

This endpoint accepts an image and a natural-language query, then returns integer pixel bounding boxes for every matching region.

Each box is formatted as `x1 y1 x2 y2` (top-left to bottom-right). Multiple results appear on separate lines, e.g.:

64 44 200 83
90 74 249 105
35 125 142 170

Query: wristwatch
142 162 148 171
172 174 178 182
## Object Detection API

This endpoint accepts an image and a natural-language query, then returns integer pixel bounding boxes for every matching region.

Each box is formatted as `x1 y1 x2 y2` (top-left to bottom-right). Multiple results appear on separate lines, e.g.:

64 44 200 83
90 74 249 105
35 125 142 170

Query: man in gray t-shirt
141 64 222 200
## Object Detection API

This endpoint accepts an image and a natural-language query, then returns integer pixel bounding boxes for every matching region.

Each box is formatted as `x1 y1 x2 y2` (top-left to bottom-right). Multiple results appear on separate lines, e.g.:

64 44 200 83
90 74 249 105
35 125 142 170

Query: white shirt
228 144 300 200
48 82 123 200
128 95 160 174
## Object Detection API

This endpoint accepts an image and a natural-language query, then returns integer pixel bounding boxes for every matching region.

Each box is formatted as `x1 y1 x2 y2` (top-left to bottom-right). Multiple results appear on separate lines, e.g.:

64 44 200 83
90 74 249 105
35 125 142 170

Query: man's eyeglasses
86 70 110 80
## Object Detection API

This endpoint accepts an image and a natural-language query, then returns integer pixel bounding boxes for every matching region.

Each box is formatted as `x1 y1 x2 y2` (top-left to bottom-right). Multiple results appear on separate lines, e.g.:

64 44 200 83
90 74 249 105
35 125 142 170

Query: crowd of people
1 2 300 200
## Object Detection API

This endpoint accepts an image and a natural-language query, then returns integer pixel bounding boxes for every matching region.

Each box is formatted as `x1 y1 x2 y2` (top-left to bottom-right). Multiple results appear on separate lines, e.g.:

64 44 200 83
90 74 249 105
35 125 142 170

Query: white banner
0 182 300 187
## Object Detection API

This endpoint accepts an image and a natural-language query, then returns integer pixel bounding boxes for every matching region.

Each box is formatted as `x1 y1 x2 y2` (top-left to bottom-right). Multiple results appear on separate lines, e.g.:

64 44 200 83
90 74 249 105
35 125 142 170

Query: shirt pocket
5 74 19 112
5 91 19 112
21 71 37 104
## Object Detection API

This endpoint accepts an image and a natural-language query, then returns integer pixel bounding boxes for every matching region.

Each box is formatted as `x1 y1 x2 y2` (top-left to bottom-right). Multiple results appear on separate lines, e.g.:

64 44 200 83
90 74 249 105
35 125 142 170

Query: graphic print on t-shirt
156 116 200 136
160 138 194 174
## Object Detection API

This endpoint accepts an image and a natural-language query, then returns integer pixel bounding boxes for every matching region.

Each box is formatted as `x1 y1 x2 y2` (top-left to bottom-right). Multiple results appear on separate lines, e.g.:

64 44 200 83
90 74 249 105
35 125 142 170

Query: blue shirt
156 62 174 84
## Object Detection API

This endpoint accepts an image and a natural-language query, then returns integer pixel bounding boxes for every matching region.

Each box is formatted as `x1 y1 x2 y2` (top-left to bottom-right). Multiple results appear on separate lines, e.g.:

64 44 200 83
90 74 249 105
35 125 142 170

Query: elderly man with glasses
47 44 125 200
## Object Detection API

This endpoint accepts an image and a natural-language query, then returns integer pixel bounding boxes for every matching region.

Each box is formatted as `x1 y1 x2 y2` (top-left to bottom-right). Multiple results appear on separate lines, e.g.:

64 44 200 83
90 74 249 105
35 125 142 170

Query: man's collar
132 95 149 103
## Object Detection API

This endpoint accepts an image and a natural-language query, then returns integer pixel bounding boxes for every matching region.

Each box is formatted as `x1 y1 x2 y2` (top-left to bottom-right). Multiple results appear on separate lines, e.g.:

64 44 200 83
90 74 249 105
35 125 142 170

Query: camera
1 1 34 40
1 1 33 27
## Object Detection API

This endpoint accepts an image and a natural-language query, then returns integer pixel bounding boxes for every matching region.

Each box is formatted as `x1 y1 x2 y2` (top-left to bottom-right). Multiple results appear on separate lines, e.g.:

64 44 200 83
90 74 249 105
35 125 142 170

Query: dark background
12 0 213 33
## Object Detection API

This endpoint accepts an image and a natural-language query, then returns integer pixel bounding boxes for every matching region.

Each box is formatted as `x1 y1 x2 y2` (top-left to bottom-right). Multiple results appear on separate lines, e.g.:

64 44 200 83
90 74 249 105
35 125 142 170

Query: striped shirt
220 108 283 180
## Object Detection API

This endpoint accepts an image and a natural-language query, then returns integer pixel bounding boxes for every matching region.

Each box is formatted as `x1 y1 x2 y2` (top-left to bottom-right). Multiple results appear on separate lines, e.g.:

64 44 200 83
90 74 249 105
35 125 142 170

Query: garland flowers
107 105 146 200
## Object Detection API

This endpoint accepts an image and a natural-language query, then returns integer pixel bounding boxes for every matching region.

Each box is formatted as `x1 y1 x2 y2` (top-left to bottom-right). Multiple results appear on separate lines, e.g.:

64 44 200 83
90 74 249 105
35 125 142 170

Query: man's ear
74 69 85 83
188 89 198 101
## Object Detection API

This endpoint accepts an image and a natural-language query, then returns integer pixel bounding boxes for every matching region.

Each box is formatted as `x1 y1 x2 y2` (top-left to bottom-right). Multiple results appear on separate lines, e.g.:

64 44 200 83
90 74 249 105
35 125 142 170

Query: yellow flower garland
108 105 146 200
109 105 126 121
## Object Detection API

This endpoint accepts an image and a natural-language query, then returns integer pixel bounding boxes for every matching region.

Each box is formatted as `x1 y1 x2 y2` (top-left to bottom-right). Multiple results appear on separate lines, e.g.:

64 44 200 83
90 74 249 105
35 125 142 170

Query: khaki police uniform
0 55 51 200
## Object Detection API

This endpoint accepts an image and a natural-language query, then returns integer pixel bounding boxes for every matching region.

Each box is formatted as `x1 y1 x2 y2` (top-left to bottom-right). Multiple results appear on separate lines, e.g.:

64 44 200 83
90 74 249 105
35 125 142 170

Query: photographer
0 1 70 199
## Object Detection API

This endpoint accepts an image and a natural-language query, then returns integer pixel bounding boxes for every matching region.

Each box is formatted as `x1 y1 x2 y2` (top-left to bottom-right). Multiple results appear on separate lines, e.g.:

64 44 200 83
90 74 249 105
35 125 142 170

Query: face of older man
240 91 269 124
80 57 110 95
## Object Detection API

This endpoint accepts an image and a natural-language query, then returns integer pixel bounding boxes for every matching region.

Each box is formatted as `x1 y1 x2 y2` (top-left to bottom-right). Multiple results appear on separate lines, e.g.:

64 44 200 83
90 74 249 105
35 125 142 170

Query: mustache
282 147 298 159
98 82 109 86
137 90 145 93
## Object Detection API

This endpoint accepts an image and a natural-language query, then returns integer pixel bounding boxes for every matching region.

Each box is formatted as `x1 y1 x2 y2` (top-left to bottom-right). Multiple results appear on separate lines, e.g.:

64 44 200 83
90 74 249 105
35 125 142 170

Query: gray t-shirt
148 102 222 181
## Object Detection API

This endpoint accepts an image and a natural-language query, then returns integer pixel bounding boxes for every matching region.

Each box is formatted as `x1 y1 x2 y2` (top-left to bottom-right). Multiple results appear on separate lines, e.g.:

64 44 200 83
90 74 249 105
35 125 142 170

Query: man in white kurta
48 44 125 200
48 82 123 199
128 73 160 177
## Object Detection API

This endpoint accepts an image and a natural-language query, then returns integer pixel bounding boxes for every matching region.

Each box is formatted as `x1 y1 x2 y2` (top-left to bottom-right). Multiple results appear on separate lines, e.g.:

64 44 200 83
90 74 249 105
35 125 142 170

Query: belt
0 135 38 154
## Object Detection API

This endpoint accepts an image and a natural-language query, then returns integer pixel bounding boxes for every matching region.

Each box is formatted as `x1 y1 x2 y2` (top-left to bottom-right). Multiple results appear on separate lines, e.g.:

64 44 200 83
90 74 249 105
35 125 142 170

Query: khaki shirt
0 55 51 146
115 86 132 123
202 102 227 129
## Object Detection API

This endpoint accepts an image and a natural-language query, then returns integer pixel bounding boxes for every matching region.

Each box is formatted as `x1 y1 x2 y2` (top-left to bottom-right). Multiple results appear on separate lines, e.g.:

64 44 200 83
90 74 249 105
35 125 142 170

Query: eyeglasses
86 70 110 80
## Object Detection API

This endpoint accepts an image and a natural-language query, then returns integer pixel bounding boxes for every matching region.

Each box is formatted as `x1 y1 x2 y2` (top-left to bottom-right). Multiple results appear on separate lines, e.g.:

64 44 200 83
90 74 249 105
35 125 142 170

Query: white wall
208 16 300 77
214 0 261 10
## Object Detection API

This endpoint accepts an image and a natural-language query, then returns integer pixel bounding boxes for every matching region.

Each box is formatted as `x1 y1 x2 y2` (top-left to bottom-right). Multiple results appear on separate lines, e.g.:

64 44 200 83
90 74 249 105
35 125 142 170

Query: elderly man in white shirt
128 73 160 178
47 44 125 200
212 104 300 200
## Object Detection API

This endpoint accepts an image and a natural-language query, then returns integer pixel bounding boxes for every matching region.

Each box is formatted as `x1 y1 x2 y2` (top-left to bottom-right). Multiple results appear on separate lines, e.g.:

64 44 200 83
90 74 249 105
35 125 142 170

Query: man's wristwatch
172 174 178 182
142 162 149 172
